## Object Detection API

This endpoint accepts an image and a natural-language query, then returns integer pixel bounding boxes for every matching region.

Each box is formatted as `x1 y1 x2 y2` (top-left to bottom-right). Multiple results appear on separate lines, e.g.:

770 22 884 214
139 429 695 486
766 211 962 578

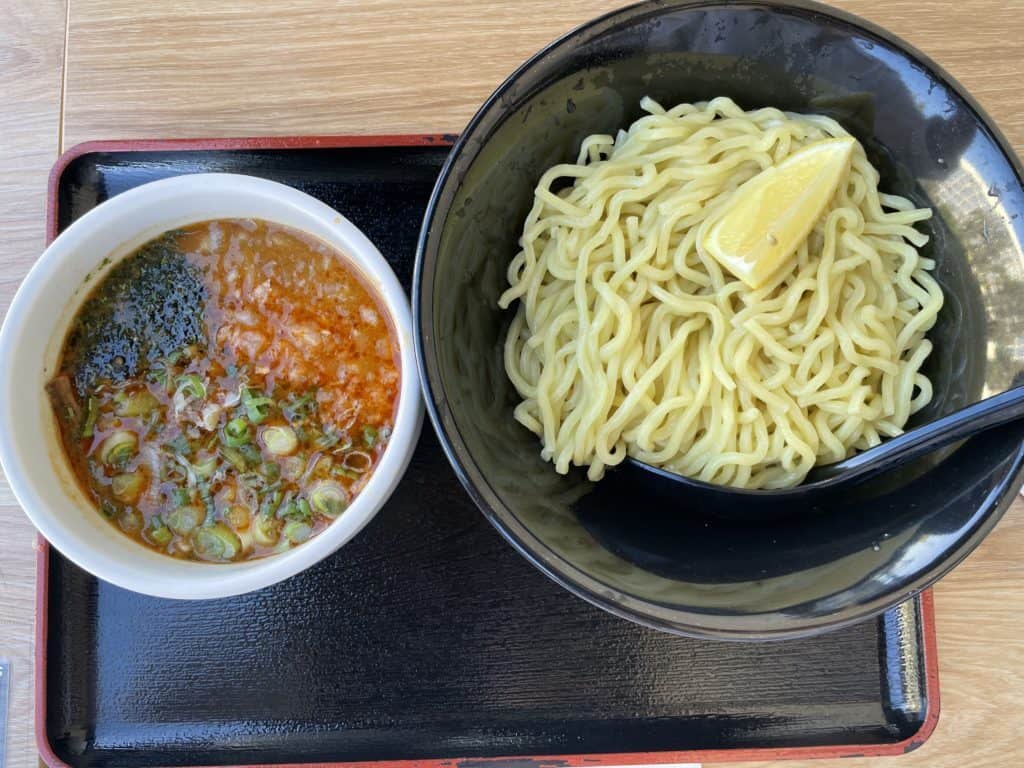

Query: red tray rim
36 134 942 768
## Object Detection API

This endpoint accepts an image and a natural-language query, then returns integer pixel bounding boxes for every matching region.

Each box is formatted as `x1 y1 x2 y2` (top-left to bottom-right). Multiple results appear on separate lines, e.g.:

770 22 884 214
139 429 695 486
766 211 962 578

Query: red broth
49 219 400 562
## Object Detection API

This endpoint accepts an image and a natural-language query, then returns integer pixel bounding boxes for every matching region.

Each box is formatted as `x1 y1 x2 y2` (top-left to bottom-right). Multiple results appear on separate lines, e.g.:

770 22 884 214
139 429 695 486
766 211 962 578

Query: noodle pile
499 97 943 489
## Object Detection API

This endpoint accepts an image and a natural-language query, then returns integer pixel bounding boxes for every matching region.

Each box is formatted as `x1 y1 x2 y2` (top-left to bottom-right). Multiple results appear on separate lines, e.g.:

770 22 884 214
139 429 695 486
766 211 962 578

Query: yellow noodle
498 97 943 489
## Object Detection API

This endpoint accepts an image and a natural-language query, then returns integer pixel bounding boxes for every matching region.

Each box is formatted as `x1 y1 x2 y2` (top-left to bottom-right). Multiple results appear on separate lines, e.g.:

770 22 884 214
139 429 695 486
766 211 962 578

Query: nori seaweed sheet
60 234 206 396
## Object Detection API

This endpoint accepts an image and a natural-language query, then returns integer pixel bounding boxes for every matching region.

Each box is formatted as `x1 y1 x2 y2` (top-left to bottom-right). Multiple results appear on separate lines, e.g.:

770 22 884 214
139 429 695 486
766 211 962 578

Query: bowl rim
0 172 423 600
413 0 1024 639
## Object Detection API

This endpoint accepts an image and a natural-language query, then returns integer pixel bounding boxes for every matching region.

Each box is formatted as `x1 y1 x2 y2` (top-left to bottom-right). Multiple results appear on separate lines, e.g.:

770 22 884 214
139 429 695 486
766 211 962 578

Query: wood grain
0 1 66 765
0 0 1021 766
59 0 1024 150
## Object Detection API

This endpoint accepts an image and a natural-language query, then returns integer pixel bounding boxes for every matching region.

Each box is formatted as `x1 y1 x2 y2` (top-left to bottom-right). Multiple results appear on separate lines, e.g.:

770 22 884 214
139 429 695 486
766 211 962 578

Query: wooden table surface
1 1 1022 766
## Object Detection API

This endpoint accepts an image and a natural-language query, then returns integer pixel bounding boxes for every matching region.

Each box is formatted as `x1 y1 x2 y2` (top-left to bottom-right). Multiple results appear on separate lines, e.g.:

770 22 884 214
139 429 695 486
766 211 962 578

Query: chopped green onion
219 445 249 472
253 513 282 547
278 497 312 522
283 392 315 421
282 519 312 545
329 438 355 455
281 455 305 481
198 482 215 508
146 367 169 388
261 425 298 456
237 471 260 489
223 417 251 447
114 389 159 417
81 397 99 438
312 427 346 451
259 489 283 518
146 515 173 547
362 425 379 448
238 443 262 466
224 504 250 530
166 504 206 535
171 454 199 488
162 462 187 483
342 450 373 474
175 373 206 400
97 430 138 467
242 389 275 424
111 471 146 504
191 522 242 562
331 466 360 480
119 508 144 532
164 434 191 455
171 487 191 506
258 461 281 483
308 480 349 518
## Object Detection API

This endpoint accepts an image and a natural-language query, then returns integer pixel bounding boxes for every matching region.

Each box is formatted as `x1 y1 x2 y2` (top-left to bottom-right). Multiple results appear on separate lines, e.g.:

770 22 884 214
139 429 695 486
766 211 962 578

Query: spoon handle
834 385 1024 480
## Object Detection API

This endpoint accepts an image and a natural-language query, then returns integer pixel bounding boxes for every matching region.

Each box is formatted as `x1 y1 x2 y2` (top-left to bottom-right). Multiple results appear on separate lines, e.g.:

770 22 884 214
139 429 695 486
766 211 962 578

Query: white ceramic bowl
0 173 422 599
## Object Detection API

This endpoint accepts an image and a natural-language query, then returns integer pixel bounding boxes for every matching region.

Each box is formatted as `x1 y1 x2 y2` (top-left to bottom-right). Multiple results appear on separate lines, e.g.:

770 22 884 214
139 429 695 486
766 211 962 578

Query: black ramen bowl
415 0 1024 639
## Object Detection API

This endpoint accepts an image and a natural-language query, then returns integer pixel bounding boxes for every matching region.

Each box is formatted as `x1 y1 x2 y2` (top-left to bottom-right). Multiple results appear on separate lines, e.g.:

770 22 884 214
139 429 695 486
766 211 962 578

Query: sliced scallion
146 515 173 547
119 508 144 532
261 425 298 457
238 443 262 466
219 445 249 472
258 461 281 483
114 389 159 417
259 489 283 518
312 427 344 451
166 504 206 536
283 392 314 421
223 417 251 447
224 504 250 531
308 480 349 518
191 522 242 562
282 519 312 545
253 513 282 547
278 497 311 522
81 396 99 438
111 471 146 504
175 374 206 400
242 388 275 424
331 466 360 480
164 434 191 456
342 450 373 474
97 430 138 467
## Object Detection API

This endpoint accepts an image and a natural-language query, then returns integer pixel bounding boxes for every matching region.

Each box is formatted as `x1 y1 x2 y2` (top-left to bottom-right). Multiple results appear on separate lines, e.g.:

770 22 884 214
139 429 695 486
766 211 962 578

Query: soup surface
49 219 399 562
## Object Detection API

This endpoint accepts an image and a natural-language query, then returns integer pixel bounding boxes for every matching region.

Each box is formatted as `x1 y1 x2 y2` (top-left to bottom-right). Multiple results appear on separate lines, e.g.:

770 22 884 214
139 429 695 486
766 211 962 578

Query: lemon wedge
702 136 856 289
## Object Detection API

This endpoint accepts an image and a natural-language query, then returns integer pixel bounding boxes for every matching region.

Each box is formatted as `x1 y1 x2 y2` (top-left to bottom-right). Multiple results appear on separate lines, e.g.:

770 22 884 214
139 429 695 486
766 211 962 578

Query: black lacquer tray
37 136 938 768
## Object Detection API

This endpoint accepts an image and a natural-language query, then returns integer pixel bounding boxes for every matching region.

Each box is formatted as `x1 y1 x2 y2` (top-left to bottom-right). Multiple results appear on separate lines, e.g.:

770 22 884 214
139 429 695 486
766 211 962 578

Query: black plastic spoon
629 385 1024 497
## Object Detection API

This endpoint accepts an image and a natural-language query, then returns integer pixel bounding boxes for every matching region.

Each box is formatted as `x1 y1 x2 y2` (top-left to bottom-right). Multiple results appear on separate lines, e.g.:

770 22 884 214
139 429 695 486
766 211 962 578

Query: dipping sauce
48 219 399 562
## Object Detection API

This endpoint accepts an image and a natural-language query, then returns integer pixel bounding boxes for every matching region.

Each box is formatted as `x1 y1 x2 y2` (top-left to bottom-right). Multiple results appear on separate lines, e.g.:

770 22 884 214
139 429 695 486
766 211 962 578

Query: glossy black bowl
414 0 1024 639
